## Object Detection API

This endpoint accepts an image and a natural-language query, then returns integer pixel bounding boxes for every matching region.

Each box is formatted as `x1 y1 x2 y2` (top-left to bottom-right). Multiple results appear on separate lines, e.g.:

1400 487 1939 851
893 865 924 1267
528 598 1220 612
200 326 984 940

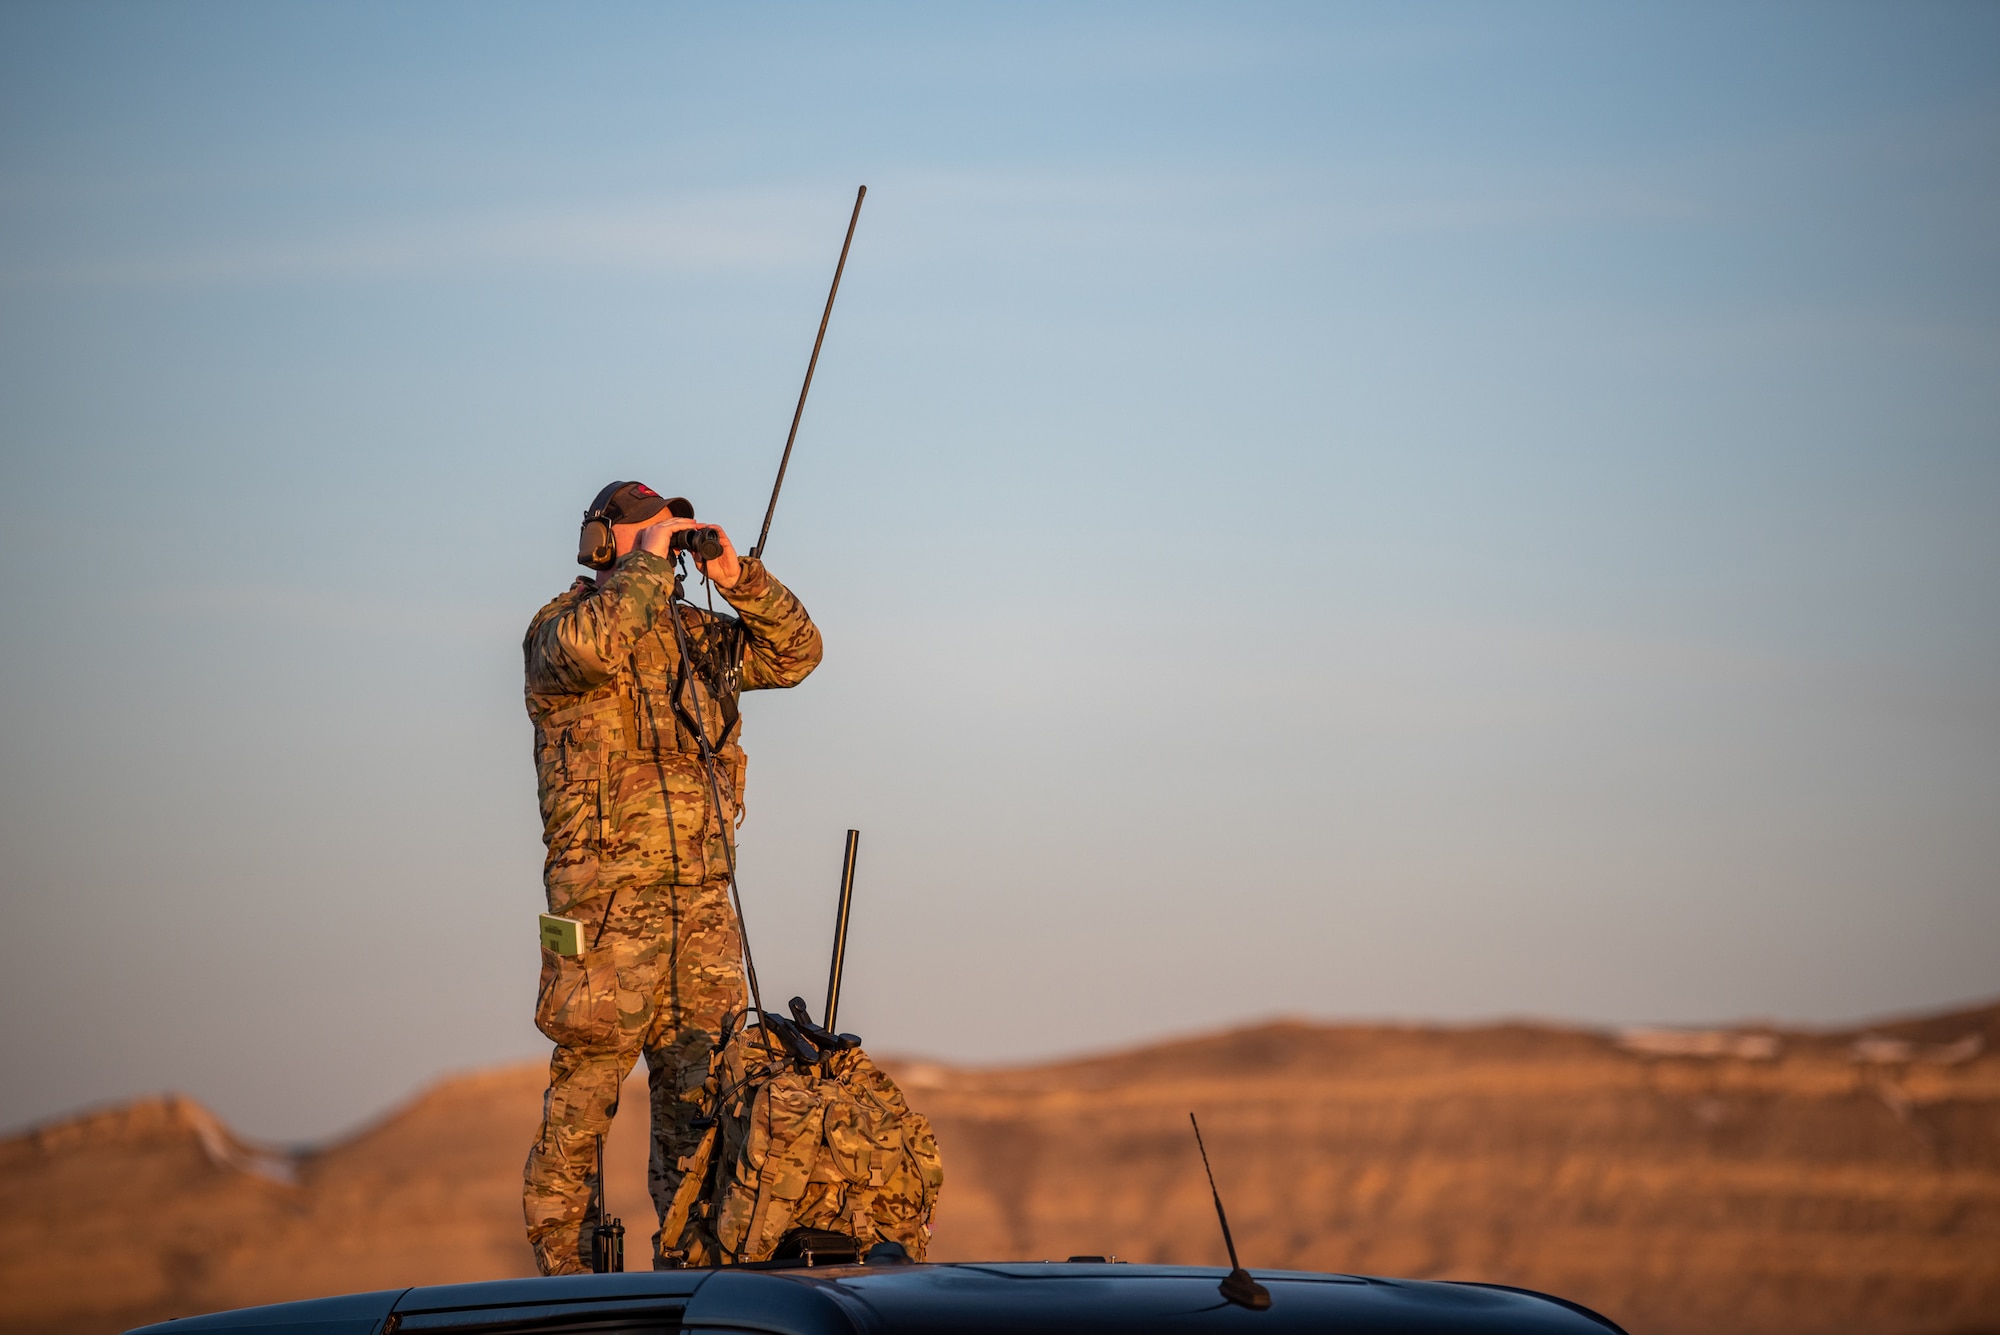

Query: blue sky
2 2 1996 1141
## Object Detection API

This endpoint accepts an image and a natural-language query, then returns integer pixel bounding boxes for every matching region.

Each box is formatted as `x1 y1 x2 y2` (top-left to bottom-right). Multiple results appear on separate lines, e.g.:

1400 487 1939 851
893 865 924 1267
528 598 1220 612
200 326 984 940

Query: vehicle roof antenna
1190 1113 1271 1311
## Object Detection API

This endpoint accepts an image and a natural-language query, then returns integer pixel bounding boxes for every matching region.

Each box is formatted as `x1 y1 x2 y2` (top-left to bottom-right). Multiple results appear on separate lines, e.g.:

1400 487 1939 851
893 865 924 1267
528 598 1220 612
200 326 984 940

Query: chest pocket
629 637 729 755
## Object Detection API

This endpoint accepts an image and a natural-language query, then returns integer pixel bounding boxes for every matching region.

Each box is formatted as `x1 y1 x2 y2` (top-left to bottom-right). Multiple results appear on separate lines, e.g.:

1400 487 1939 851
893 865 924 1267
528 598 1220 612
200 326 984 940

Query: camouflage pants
523 877 746 1275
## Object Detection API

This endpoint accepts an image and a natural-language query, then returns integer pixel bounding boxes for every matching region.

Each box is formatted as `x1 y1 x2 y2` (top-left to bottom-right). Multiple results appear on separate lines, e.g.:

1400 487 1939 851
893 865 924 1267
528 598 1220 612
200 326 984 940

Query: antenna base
1220 1268 1271 1310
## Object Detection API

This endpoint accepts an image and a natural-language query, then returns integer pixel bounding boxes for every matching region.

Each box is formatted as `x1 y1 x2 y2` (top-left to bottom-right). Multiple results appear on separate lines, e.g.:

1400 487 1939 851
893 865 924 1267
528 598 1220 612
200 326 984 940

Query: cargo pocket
822 1101 873 1186
904 1110 945 1203
534 943 620 1048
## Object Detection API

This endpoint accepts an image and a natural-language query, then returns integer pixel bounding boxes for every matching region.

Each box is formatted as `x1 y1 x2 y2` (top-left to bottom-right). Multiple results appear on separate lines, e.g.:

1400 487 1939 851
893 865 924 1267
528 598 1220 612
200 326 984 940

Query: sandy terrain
2 1001 1994 1335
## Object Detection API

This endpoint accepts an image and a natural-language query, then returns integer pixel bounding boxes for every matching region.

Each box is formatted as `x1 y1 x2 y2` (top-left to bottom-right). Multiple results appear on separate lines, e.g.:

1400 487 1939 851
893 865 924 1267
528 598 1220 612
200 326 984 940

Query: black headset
577 482 695 570
577 483 622 570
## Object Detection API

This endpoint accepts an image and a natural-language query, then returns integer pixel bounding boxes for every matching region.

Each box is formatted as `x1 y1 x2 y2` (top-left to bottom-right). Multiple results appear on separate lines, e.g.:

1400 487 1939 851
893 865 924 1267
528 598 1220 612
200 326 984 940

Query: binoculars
669 527 725 561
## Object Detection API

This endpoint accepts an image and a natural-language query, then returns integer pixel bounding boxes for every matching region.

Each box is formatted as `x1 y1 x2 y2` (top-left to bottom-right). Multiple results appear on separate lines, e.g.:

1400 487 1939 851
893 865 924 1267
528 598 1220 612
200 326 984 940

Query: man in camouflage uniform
522 480 822 1274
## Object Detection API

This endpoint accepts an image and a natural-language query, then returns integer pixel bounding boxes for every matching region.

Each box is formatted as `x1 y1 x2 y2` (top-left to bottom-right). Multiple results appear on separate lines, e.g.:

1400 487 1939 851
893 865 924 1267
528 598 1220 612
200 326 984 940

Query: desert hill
2 1001 1996 1335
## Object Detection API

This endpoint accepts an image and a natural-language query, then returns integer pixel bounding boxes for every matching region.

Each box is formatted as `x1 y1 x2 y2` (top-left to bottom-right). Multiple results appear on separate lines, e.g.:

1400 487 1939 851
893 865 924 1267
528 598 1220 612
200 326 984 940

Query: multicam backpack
660 1008 944 1266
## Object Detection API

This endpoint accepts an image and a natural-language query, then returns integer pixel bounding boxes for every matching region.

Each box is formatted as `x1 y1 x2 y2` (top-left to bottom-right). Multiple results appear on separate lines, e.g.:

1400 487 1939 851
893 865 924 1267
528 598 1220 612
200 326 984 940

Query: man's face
608 516 660 559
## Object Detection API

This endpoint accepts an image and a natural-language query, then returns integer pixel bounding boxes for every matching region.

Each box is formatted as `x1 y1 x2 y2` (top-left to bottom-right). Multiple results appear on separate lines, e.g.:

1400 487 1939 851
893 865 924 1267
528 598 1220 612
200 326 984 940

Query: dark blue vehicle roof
127 1262 1626 1335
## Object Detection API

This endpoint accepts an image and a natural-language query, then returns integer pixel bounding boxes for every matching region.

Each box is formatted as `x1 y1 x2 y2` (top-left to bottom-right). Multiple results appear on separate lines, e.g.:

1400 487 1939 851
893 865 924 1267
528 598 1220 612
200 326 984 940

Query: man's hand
634 516 743 589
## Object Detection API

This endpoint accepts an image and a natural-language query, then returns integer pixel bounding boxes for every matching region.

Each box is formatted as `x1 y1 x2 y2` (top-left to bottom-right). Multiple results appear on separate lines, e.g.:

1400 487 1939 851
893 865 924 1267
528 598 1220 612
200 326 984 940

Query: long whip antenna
823 829 860 1032
1190 1113 1272 1311
750 184 866 560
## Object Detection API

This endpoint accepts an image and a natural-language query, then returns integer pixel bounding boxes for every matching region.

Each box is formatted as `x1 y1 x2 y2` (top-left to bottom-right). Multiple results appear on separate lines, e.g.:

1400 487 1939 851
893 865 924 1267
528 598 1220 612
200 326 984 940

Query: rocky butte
1 1001 1994 1335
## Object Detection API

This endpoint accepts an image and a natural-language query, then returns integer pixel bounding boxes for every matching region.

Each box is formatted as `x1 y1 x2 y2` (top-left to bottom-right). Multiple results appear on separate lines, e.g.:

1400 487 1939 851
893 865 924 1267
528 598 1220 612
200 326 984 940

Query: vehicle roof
126 1262 1625 1335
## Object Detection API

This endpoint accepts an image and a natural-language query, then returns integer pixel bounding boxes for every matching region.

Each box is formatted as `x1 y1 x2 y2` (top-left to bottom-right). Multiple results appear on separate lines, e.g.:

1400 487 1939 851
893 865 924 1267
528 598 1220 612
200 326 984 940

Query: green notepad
539 913 585 957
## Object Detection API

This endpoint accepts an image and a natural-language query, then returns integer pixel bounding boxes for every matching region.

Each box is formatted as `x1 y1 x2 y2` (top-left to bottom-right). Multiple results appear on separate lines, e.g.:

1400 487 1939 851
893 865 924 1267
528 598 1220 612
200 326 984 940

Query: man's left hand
635 517 743 589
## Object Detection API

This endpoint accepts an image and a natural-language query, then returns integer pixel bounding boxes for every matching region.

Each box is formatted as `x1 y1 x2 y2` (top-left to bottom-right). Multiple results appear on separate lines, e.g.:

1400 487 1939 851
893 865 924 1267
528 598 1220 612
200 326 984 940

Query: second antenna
824 828 861 1033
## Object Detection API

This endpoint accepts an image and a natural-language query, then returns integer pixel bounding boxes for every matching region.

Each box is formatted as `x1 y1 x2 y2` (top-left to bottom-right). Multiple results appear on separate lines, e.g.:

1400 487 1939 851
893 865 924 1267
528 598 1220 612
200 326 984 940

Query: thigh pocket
535 943 620 1047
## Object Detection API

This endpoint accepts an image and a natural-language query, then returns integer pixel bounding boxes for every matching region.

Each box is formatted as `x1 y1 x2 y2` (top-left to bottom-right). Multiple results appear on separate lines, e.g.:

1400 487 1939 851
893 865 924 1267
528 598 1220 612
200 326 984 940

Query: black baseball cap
585 480 695 525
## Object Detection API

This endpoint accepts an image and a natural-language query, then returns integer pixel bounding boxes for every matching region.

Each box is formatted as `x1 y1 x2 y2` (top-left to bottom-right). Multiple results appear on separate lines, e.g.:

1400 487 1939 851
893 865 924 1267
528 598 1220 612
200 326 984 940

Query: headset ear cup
577 519 616 569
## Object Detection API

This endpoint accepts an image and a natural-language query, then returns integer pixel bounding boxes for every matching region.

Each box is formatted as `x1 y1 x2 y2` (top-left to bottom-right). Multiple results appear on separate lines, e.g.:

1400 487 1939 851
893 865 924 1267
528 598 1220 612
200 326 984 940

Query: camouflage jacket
524 551 822 913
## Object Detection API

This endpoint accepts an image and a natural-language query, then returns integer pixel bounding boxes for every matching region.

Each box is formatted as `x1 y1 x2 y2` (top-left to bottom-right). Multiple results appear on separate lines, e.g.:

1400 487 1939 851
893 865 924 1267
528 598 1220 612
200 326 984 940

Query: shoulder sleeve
523 553 676 694
720 557 824 691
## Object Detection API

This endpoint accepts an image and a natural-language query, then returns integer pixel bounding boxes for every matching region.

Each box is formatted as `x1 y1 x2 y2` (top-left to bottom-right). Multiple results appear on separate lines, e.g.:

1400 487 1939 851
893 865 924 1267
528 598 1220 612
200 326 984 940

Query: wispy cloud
0 161 1714 292
894 163 1703 238
0 187 841 289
